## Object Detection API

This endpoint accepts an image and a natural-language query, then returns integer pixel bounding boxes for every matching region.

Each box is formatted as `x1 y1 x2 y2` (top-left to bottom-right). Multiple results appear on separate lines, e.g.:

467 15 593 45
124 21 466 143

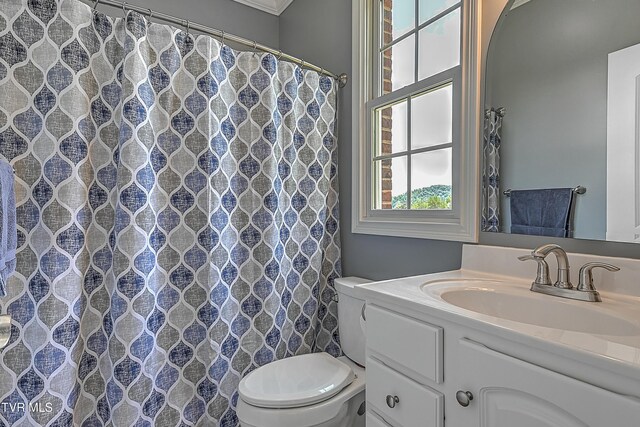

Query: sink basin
421 279 640 336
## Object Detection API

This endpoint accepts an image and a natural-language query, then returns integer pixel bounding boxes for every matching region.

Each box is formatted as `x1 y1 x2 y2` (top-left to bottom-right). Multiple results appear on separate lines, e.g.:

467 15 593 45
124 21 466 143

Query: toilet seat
238 353 356 409
237 356 366 427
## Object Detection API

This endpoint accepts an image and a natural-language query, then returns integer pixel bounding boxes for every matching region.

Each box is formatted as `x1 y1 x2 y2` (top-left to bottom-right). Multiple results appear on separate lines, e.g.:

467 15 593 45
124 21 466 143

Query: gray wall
279 0 463 281
92 0 280 47
281 0 640 268
485 0 640 240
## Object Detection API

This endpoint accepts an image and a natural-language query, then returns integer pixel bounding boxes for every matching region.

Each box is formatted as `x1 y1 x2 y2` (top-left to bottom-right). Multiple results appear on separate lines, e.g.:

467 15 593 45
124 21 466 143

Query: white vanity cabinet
451 339 640 427
365 302 640 427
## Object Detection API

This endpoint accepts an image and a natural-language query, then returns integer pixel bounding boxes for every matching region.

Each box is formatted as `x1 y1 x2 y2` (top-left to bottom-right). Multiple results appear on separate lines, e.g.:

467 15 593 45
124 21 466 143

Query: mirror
482 0 640 243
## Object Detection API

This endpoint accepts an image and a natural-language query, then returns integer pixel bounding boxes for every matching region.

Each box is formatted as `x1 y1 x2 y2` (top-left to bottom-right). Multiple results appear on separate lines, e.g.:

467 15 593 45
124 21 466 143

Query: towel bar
503 186 586 197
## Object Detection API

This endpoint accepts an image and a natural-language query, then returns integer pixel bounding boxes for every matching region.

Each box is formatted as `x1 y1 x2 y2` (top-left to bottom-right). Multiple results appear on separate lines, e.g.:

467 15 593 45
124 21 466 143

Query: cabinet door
450 339 640 427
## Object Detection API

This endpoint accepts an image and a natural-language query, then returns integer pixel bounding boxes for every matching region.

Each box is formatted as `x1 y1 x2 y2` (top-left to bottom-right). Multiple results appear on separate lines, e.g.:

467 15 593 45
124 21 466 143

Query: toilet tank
335 276 371 367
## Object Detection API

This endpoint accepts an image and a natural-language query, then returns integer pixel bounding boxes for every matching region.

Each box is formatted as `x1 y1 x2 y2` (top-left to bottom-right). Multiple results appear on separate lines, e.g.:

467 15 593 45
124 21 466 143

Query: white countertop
354 245 640 386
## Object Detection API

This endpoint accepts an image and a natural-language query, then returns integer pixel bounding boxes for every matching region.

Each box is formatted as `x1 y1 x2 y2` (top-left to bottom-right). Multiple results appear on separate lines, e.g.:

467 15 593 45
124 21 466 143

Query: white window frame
351 0 481 242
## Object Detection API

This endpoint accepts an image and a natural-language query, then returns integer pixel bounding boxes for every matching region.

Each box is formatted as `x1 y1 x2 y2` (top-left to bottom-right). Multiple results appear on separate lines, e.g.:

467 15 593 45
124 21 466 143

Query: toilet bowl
237 277 371 427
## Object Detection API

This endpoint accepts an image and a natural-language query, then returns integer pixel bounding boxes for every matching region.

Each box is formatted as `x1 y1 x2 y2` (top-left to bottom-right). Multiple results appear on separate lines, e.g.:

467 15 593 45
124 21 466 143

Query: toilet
237 277 371 427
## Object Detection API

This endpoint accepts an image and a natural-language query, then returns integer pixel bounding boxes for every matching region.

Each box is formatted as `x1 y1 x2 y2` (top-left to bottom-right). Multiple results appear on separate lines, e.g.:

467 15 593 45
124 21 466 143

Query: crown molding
232 0 295 16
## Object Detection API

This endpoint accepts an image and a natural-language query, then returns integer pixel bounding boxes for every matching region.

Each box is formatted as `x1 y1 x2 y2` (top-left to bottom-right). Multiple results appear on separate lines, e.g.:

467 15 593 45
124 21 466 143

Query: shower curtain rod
85 0 348 88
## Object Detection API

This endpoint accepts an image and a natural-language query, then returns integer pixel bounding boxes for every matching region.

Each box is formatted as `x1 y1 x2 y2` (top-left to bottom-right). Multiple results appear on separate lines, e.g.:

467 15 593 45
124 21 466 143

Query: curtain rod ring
122 2 127 17
93 0 100 11
147 8 153 18
185 19 190 36
277 50 283 60
221 31 225 47
301 59 306 69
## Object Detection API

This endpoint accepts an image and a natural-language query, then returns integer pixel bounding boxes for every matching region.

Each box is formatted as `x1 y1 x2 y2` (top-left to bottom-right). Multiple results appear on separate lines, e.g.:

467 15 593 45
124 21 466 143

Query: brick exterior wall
381 0 394 209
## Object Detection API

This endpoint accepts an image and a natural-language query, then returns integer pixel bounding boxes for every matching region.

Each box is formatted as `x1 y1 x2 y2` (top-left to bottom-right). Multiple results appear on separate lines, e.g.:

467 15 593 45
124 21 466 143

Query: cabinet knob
385 395 399 408
456 390 474 407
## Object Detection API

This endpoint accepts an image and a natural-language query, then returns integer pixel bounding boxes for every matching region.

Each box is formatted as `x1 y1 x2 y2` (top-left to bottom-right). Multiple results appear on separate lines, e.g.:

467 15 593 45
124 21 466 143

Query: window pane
411 84 452 149
410 149 452 210
419 0 460 25
382 0 415 42
418 8 460 81
375 156 408 210
376 101 408 155
381 35 415 94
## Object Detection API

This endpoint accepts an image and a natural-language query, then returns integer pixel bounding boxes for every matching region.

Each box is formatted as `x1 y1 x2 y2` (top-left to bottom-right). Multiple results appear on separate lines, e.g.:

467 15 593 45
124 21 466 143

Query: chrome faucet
516 254 550 286
577 262 620 295
530 244 572 288
518 244 619 302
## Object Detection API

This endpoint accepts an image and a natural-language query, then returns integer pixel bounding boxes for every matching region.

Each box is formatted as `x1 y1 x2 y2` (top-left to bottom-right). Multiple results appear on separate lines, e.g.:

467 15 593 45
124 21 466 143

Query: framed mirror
481 0 640 243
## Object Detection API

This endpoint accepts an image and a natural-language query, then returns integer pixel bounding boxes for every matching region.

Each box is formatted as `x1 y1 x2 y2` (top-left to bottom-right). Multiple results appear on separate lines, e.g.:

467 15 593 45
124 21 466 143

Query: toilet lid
238 353 356 409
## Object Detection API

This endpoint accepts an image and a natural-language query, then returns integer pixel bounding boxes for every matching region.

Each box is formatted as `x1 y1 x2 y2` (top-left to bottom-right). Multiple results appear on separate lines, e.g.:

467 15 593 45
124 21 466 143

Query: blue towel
509 188 574 237
0 159 16 297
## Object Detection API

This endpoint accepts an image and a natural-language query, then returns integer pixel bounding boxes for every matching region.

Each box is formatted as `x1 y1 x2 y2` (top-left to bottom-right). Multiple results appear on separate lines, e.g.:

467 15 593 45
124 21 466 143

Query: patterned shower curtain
0 0 342 425
481 108 504 232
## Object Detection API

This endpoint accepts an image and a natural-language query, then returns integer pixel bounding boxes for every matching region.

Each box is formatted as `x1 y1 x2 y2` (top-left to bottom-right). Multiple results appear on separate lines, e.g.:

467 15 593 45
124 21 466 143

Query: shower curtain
481 108 503 232
0 0 342 425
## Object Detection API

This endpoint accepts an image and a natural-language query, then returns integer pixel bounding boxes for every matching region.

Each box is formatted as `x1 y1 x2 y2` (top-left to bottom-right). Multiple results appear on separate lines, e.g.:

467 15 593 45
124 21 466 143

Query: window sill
352 215 478 242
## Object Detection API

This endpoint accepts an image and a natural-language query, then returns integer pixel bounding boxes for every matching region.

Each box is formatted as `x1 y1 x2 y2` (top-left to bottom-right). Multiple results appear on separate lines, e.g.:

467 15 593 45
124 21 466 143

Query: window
373 0 460 213
351 0 480 241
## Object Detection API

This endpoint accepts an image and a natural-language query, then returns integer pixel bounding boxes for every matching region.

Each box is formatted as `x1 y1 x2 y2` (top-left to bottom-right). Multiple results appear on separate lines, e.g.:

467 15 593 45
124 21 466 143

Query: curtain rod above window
85 0 348 88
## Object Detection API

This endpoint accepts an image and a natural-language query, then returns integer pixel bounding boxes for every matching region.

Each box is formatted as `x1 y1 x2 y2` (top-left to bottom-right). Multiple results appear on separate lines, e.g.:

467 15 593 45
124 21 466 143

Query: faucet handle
518 254 551 285
577 262 620 293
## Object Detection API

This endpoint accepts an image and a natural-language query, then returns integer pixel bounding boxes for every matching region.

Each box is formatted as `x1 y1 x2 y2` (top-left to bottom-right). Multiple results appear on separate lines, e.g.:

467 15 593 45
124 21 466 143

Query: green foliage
392 185 452 210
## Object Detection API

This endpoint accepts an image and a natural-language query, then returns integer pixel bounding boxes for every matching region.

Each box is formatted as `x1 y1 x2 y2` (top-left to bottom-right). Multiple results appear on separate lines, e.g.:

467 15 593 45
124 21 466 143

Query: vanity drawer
367 357 444 427
366 304 443 384
366 411 393 427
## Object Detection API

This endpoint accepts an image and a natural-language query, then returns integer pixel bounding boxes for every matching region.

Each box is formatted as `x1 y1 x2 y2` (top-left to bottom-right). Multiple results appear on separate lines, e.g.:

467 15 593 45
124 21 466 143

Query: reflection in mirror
481 0 640 243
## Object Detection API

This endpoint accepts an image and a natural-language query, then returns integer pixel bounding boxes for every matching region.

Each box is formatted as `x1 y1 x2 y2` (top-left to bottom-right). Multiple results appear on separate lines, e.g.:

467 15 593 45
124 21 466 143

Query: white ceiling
232 0 295 15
